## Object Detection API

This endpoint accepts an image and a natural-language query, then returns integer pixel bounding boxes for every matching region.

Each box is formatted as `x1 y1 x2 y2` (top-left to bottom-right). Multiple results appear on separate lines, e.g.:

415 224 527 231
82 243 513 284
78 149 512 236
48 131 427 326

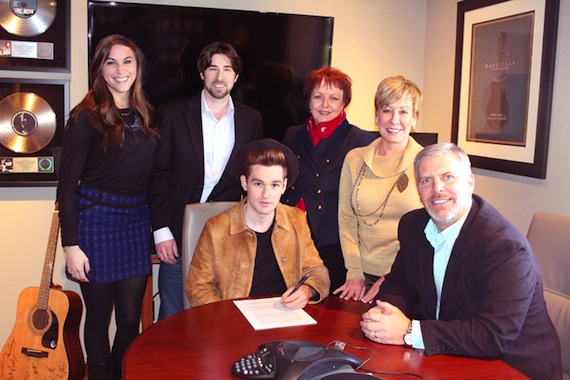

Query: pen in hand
291 273 309 295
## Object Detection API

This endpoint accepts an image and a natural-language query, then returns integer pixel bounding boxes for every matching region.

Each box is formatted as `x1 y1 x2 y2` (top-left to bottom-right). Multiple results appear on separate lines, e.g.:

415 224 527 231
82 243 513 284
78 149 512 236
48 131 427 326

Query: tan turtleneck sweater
338 136 424 279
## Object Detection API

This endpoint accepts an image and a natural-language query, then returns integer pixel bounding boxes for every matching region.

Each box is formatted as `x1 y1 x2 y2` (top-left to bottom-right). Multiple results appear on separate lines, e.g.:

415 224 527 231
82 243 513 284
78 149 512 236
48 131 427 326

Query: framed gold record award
0 79 69 186
0 0 70 72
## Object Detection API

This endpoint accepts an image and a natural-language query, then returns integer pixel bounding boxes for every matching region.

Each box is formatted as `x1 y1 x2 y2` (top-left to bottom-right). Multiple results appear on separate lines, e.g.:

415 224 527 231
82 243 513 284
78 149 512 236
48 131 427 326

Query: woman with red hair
282 67 375 293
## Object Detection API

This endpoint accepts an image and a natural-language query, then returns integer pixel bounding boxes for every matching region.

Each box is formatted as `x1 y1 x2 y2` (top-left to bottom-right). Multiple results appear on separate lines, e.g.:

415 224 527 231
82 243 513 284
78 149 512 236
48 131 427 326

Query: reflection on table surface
123 296 527 380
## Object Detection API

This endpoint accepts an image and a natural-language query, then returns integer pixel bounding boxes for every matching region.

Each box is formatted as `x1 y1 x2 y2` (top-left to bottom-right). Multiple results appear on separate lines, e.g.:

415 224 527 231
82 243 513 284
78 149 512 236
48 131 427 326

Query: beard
205 81 231 99
424 195 460 227
426 205 459 227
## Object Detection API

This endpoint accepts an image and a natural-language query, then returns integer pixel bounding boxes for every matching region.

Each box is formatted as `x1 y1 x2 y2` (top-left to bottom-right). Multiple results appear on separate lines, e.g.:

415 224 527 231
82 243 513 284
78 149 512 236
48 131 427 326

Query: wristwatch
403 320 413 347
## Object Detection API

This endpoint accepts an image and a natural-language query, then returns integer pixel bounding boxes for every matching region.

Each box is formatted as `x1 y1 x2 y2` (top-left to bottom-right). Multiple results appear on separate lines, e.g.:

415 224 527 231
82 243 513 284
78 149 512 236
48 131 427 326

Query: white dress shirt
200 91 236 202
153 91 236 245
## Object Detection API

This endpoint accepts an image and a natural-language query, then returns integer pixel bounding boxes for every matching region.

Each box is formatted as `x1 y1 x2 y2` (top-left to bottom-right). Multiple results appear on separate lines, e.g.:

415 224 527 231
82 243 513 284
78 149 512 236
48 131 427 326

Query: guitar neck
38 208 60 311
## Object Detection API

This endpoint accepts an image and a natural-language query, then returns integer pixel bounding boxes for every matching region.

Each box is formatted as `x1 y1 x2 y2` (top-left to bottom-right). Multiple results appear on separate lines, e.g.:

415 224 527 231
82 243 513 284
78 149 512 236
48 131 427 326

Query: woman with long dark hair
57 34 158 379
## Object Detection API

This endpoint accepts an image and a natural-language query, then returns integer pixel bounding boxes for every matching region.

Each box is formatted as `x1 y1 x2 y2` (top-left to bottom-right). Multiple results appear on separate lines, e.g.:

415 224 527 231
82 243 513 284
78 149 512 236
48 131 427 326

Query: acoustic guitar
0 205 85 379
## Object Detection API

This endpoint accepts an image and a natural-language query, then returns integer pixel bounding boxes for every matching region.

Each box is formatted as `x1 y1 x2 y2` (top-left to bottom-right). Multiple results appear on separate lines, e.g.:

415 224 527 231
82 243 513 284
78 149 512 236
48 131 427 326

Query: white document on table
233 297 317 330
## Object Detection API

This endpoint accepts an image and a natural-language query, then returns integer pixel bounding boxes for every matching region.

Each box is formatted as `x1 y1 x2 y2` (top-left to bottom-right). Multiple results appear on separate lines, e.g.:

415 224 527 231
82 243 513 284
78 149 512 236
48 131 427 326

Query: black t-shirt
249 220 287 296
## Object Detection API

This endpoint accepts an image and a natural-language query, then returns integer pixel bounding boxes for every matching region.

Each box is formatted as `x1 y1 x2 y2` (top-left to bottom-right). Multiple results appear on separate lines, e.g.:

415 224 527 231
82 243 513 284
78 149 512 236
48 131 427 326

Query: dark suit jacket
378 195 562 380
282 120 375 247
149 94 263 249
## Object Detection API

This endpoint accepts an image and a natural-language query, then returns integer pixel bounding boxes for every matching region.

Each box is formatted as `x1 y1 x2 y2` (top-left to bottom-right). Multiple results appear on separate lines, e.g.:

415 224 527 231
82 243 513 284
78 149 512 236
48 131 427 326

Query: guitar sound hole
32 309 50 330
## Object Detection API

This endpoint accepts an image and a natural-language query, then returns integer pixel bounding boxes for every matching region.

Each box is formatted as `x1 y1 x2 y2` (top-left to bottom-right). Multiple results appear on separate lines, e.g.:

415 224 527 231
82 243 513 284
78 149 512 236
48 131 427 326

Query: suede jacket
186 199 330 307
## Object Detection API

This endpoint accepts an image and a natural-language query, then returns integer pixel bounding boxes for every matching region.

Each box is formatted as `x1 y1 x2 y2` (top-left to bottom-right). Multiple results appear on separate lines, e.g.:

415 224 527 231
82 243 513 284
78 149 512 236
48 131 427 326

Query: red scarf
307 110 346 146
295 198 307 211
296 110 347 211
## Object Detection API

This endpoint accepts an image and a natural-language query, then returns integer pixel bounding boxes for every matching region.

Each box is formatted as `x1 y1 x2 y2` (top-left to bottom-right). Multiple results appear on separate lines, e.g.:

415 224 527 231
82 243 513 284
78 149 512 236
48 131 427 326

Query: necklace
125 116 142 135
350 162 409 227
119 108 133 117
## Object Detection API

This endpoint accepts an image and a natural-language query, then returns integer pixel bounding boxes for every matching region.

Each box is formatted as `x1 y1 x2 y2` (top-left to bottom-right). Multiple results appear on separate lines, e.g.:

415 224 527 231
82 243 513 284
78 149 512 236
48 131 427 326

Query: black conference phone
231 340 363 380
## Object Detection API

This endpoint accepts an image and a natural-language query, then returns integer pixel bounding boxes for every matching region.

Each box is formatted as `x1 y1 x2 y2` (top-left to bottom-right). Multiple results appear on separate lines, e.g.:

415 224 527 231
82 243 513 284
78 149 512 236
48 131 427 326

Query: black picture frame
0 0 70 72
0 78 69 186
451 0 560 179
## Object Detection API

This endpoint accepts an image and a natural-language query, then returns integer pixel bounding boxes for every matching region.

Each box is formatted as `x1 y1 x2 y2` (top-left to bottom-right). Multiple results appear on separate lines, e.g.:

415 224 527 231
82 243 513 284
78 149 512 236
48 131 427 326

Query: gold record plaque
0 0 57 37
0 92 56 154
0 80 65 186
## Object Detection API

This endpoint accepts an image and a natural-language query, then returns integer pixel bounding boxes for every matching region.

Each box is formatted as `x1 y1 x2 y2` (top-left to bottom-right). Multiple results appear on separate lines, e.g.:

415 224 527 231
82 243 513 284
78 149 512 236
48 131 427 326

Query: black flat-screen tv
88 1 334 140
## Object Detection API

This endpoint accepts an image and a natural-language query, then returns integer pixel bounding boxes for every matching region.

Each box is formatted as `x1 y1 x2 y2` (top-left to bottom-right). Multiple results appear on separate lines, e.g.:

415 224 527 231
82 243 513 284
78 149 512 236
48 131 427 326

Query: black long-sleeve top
57 110 157 246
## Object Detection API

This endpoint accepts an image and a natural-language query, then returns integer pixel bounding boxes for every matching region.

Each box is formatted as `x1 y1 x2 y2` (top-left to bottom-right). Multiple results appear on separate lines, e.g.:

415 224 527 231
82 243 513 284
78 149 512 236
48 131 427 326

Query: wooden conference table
123 296 527 379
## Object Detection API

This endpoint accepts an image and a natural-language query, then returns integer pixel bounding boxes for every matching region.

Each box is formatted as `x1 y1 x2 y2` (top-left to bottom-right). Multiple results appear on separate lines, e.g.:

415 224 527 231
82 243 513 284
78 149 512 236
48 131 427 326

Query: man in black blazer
360 143 562 379
150 42 263 319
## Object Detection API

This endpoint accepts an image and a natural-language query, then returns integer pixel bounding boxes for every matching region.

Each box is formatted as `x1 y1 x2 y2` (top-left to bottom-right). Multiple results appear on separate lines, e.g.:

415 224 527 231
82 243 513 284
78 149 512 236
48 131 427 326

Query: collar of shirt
200 90 235 121
424 205 470 319
200 90 236 202
424 199 472 248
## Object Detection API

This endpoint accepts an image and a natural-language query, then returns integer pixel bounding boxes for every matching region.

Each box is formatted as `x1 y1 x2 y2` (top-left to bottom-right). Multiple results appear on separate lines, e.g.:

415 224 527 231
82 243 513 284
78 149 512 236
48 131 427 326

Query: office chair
181 202 236 309
527 211 570 379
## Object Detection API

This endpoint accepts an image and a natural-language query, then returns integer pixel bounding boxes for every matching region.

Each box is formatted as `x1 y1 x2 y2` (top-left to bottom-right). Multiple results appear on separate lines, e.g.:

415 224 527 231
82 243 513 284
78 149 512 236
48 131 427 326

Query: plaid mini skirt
75 183 152 283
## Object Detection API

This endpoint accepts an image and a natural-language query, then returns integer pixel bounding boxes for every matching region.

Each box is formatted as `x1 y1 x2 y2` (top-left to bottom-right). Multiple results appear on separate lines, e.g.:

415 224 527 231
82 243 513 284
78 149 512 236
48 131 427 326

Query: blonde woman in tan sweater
335 76 424 303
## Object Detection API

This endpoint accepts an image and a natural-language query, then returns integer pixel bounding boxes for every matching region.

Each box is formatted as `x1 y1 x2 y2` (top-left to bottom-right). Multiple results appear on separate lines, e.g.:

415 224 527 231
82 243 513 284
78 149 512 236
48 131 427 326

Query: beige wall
1 0 569 354
0 0 427 351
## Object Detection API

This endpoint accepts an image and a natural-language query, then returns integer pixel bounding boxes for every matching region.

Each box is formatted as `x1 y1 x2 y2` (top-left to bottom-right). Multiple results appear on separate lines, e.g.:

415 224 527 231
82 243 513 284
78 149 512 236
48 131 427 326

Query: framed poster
451 0 560 178
0 78 69 186
0 0 70 72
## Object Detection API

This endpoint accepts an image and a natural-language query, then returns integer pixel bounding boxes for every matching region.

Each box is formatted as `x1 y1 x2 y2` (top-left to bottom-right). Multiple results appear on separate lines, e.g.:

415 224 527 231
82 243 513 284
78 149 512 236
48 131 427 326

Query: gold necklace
350 162 409 226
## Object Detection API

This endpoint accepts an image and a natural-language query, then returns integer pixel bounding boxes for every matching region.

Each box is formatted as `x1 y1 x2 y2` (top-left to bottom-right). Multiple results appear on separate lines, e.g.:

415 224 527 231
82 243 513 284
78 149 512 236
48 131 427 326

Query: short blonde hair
374 75 422 116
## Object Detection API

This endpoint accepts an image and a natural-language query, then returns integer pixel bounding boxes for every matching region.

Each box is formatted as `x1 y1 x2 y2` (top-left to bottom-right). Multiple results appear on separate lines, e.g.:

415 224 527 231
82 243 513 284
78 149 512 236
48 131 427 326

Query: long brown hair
70 34 157 148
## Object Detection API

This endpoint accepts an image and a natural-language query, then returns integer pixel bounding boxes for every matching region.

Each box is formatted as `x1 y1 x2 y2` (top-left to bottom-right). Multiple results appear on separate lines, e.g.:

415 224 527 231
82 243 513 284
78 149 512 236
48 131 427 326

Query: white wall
422 0 570 232
0 0 427 352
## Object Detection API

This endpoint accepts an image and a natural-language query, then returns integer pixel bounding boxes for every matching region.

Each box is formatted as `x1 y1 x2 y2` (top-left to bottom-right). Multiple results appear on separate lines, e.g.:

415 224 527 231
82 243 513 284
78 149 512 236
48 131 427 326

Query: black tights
80 276 147 371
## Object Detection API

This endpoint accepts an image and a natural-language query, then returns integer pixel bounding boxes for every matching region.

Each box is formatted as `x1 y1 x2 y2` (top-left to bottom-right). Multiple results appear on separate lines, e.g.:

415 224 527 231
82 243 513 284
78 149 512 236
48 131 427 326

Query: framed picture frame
0 78 69 187
451 0 560 179
0 0 70 72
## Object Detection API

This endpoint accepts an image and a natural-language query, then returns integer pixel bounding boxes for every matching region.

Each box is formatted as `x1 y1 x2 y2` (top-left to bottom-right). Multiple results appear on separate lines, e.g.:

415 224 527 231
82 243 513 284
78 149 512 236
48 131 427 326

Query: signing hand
280 284 312 310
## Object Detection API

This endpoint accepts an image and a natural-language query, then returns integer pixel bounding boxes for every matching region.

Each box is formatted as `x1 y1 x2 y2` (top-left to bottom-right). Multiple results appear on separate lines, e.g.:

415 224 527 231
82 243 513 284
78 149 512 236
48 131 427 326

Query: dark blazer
149 94 263 249
378 195 562 380
282 120 375 247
